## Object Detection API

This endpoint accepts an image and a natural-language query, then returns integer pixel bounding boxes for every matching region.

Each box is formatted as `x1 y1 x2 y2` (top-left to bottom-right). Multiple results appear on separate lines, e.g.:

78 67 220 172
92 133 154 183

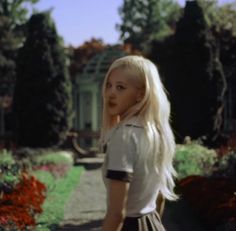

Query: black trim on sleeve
106 170 133 182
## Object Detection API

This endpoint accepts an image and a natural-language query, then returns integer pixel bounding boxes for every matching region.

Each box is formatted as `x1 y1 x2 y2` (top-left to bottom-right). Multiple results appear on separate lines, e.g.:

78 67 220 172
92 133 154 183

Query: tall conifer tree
149 1 226 144
0 0 39 95
13 13 72 147
175 1 226 144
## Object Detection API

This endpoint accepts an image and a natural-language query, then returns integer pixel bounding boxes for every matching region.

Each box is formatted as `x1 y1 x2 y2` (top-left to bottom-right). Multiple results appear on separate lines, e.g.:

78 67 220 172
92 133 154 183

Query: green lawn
34 166 84 231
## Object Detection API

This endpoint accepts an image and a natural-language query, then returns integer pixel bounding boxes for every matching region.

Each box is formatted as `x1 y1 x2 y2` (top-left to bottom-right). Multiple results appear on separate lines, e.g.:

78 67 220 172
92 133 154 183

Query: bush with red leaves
179 175 236 229
0 172 46 230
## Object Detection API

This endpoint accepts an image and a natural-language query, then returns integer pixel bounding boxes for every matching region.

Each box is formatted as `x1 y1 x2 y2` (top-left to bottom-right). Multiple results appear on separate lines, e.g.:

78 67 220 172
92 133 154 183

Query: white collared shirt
102 117 161 217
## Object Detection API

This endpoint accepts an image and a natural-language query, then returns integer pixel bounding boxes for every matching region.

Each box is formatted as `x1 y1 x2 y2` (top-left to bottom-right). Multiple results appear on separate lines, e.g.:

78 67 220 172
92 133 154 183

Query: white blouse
102 117 161 217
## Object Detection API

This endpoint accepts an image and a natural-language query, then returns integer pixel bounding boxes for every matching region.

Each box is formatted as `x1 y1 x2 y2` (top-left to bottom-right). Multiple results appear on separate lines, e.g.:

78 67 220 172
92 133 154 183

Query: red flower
0 172 46 230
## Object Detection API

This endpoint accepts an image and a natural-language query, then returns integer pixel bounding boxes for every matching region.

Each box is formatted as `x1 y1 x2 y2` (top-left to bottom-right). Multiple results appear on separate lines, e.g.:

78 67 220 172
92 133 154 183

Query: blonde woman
101 55 178 231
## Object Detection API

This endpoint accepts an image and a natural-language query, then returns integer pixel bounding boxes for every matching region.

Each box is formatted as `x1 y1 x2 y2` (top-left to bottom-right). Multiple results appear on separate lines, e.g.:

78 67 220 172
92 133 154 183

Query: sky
27 0 235 47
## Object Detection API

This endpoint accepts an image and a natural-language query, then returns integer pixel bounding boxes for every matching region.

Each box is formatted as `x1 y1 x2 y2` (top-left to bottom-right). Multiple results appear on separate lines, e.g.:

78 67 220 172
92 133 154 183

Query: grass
33 166 84 231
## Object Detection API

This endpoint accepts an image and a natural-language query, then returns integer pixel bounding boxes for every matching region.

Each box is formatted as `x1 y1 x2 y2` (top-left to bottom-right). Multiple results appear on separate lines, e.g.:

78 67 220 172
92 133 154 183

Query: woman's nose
106 86 116 98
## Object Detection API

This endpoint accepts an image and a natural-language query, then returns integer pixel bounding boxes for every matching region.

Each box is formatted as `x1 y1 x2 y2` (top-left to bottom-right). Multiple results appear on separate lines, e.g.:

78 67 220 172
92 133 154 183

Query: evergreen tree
13 12 73 148
215 27 236 135
149 1 226 144
172 1 226 144
172 1 212 139
0 0 39 96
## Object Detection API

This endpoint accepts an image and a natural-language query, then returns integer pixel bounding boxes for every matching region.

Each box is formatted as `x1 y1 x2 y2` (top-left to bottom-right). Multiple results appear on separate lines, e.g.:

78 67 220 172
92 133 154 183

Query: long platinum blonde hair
101 55 178 200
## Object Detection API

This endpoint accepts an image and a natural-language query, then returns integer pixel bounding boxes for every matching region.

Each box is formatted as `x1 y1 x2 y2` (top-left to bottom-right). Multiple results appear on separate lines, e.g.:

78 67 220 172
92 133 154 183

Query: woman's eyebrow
116 81 127 86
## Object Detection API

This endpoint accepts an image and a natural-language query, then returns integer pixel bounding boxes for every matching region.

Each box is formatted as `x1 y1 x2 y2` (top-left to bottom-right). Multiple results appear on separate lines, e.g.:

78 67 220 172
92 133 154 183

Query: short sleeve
106 126 137 182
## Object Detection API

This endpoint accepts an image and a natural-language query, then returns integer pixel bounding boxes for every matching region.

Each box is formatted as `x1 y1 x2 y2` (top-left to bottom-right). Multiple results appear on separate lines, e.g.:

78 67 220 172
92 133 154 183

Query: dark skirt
121 211 166 231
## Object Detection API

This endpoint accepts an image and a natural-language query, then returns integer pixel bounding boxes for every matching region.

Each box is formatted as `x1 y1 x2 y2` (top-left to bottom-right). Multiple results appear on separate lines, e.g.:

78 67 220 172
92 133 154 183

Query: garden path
58 159 207 231
58 161 105 231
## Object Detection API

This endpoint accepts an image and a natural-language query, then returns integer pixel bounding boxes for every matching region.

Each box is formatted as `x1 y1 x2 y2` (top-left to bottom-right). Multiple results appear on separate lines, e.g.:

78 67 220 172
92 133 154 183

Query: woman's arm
102 179 130 231
156 192 165 218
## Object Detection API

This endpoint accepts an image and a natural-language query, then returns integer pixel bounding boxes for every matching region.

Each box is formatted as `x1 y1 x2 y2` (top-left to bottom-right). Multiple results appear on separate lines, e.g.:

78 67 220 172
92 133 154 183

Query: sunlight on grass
34 166 84 230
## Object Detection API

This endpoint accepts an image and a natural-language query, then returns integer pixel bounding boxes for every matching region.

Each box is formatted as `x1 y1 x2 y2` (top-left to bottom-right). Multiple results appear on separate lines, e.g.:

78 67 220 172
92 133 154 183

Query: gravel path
58 165 106 231
58 162 207 231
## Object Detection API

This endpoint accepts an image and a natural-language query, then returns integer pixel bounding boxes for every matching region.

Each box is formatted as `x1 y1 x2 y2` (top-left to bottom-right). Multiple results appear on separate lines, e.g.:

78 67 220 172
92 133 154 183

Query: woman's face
104 68 142 120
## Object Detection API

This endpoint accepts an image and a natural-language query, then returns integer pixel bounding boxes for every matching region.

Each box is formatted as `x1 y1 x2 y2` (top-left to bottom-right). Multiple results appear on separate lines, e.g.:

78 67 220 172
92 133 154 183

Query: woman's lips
108 102 117 107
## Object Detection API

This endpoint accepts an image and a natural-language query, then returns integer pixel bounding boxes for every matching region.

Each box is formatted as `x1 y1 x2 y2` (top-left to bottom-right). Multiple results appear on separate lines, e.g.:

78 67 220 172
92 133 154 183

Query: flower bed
0 172 46 230
179 175 236 230
0 149 80 230
174 145 236 230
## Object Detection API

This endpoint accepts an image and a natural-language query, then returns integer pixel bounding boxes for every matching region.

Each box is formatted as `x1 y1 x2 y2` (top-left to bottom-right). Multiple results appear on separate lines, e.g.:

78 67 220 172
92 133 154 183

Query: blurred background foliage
174 142 217 179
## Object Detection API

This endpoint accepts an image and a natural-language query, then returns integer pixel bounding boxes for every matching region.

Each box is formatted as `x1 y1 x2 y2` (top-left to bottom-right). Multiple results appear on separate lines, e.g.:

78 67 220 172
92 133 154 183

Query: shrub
174 142 217 179
0 172 46 230
179 175 236 230
34 150 74 166
212 150 236 179
0 150 21 193
13 12 73 148
32 150 74 178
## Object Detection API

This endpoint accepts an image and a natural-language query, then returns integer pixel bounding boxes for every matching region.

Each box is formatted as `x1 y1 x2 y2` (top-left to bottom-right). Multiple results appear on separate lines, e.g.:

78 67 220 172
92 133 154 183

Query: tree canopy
68 38 106 79
0 0 39 96
117 0 181 50
197 0 236 35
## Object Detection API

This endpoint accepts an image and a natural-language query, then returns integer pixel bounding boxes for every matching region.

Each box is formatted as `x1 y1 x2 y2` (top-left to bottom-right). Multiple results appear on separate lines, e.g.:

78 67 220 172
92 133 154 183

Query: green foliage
117 0 181 50
149 1 227 144
0 0 39 96
0 149 32 189
0 0 39 26
172 1 226 144
34 166 84 231
34 151 74 166
0 15 18 96
13 12 73 148
0 148 83 230
0 149 15 165
217 3 236 36
213 151 236 178
197 0 236 35
0 150 20 190
196 0 218 27
174 143 217 179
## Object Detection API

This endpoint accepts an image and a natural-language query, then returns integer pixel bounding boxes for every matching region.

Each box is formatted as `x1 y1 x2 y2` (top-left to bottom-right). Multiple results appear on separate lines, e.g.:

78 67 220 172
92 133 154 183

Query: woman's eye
117 85 125 90
106 82 111 88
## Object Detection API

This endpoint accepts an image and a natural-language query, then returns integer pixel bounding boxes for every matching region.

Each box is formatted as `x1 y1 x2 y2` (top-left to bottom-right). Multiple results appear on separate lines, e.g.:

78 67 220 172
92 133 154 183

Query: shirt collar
122 116 143 128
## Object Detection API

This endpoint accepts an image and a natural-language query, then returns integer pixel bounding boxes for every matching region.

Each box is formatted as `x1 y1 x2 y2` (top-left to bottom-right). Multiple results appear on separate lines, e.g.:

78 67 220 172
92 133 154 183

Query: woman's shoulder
113 117 144 142
105 117 144 145
121 116 143 129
